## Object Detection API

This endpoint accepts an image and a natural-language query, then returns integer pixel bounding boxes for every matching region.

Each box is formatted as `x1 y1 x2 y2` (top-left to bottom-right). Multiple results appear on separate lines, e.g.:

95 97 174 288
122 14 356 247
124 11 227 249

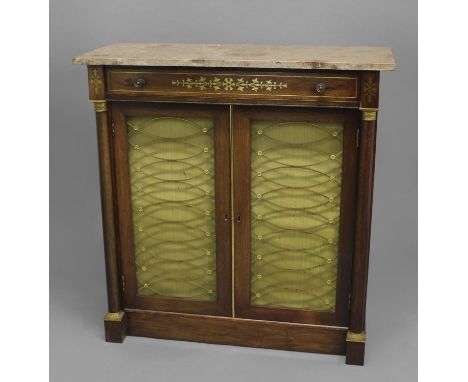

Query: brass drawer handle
133 78 146 88
315 82 327 94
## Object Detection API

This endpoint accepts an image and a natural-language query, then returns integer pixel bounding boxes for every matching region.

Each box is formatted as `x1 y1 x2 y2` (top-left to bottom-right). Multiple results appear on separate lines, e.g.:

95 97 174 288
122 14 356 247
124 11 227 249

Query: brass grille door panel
250 120 342 311
113 103 232 316
233 106 358 325
128 115 216 300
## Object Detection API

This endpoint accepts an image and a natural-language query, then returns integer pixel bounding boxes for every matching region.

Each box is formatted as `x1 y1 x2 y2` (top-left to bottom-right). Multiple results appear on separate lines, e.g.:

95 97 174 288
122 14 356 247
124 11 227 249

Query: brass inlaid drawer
106 68 359 104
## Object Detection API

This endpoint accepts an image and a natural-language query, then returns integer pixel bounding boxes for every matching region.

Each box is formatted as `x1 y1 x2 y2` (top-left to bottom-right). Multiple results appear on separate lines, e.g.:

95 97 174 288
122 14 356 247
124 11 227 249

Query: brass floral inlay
172 76 288 92
90 69 103 95
363 77 377 103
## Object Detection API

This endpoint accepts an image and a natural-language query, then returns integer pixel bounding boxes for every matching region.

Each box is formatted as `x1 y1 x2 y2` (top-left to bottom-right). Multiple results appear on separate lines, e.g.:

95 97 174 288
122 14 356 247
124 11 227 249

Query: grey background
50 0 417 381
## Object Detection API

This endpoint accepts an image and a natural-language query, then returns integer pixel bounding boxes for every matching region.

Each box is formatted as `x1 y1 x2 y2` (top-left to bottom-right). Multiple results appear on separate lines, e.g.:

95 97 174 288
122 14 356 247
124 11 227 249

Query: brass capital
346 330 366 343
89 100 107 113
104 311 124 322
359 107 378 121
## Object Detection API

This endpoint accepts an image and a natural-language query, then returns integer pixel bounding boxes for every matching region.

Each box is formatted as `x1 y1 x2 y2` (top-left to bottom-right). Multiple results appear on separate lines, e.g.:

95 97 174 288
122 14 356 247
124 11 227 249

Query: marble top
73 43 395 71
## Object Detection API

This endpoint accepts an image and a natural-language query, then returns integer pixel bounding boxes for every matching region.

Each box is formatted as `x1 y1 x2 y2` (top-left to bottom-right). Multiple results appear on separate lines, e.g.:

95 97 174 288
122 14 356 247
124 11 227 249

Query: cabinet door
112 103 232 316
233 106 358 325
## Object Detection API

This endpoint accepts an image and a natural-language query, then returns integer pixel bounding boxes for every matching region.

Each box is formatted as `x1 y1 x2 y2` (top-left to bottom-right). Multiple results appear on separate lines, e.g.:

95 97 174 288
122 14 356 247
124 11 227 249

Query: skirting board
121 309 348 355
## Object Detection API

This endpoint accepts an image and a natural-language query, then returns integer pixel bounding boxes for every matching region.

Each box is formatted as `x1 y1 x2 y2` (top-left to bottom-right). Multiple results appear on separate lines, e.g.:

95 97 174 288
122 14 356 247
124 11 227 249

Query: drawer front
106 68 358 104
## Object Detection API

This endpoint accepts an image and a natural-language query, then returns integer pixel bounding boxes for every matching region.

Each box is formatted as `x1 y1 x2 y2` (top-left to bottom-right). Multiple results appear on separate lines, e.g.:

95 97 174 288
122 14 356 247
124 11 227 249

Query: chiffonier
73 43 395 365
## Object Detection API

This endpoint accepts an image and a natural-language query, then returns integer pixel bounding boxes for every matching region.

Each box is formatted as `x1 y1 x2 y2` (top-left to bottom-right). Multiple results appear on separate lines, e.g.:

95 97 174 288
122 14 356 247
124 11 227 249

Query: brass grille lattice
127 116 217 301
251 120 343 311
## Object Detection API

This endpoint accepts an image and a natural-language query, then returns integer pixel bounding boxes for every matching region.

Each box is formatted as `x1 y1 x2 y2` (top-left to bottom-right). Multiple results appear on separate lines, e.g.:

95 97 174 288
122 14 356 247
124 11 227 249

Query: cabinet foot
345 330 366 365
104 311 127 343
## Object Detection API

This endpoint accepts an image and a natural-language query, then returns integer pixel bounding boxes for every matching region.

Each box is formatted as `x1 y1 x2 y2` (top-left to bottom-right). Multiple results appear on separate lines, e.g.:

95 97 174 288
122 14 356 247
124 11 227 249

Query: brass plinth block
104 311 124 322
89 100 107 113
360 107 378 121
346 330 366 343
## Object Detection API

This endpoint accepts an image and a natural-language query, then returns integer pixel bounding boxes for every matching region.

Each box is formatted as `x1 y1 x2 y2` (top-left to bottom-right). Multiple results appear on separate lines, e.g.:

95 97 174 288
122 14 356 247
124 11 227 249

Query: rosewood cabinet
74 43 395 365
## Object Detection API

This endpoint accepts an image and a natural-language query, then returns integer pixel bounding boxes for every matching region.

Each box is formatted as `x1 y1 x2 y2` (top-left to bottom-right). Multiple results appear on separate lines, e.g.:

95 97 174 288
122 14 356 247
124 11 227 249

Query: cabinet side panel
96 109 122 312
88 64 122 313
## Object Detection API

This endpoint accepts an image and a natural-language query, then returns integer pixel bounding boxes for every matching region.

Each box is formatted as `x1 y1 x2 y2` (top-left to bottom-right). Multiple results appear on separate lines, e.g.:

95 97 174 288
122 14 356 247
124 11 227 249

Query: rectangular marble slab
73 43 395 71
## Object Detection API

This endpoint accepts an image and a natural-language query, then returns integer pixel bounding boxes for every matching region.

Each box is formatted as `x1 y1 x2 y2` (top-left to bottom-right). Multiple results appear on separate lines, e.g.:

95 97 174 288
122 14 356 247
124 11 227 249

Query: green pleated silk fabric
250 120 343 311
127 116 217 301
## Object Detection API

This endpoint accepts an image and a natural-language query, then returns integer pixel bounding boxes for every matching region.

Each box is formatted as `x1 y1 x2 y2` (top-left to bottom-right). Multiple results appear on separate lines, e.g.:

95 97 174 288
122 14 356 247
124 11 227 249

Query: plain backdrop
50 1 417 381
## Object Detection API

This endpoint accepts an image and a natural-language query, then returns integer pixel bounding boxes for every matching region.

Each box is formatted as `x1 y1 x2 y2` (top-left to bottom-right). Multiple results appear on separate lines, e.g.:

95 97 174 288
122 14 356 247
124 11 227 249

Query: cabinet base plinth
122 309 348 356
345 341 365 365
104 311 127 343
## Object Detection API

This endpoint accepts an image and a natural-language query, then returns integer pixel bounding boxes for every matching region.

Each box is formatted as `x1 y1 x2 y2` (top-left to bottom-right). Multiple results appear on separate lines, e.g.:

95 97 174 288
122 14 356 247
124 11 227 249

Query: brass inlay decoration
346 330 366 343
172 76 288 92
360 107 378 121
363 77 377 103
230 105 235 317
104 311 124 321
89 100 107 113
90 68 103 95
